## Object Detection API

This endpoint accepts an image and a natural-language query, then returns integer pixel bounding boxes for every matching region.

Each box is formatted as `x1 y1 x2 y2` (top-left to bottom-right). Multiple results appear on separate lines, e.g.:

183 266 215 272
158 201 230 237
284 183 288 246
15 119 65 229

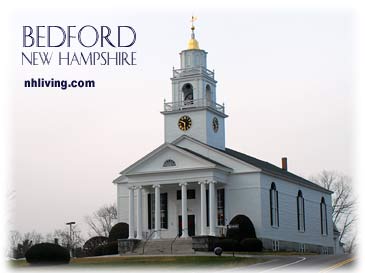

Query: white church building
113 23 336 253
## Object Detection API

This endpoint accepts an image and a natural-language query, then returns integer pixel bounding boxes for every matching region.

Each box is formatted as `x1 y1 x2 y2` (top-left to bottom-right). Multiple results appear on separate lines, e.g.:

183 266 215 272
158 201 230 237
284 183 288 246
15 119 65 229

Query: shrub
93 241 118 256
83 236 108 257
214 239 240 251
108 222 129 242
240 238 263 252
25 243 70 265
226 214 257 242
103 241 118 254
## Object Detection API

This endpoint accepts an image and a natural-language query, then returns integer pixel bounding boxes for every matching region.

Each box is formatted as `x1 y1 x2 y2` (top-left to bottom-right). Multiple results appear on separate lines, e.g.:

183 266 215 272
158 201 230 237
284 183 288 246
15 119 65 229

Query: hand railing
170 233 180 254
173 66 214 79
163 98 225 114
142 230 158 255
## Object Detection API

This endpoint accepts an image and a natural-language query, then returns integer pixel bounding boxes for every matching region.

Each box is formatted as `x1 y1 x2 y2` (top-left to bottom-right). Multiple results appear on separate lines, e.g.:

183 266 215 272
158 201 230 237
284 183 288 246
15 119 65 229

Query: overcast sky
8 9 353 236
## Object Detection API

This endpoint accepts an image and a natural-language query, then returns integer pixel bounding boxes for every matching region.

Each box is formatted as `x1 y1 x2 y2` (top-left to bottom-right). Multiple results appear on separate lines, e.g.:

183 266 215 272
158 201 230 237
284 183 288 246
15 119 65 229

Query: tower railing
163 98 225 114
172 66 214 79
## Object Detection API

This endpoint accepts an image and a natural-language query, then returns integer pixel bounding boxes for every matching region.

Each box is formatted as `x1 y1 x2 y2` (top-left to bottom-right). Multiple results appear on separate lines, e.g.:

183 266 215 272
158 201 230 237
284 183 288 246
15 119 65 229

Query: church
113 21 337 254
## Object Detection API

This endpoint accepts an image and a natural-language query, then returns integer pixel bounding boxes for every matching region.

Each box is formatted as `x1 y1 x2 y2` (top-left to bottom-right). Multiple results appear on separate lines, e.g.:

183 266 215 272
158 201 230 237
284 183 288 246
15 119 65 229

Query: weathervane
191 15 197 31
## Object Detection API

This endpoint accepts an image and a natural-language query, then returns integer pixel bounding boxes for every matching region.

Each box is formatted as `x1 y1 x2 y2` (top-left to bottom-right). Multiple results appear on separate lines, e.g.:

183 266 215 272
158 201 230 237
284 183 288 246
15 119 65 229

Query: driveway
220 254 355 272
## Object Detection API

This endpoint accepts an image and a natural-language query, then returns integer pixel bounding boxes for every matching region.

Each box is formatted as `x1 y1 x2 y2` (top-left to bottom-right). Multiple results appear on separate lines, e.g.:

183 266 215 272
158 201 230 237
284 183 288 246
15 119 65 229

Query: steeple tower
161 18 228 150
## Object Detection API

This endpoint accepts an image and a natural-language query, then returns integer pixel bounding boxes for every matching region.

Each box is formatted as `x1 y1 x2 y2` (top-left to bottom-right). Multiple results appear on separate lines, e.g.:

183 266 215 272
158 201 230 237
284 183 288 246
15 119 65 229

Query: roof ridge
223 147 331 194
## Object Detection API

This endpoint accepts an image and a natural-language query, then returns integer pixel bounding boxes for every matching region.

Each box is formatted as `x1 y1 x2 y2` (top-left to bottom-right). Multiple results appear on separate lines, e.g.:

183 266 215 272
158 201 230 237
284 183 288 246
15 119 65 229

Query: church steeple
162 18 228 150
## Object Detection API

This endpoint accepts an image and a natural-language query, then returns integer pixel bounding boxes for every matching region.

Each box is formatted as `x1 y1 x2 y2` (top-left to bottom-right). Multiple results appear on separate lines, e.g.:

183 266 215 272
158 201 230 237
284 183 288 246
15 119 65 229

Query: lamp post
227 224 239 257
66 221 76 257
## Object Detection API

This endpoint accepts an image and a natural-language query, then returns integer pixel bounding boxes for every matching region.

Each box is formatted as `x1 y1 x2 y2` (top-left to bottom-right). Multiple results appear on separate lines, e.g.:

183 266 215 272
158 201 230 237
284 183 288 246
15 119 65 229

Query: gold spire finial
188 15 199 49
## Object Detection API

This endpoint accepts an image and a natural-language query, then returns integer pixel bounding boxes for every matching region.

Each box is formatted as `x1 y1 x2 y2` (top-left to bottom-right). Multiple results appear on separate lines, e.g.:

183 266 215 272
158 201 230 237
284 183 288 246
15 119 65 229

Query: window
299 243 306 253
206 189 210 226
147 192 168 229
272 240 280 251
148 193 155 229
270 183 279 227
206 84 212 103
297 190 305 232
205 188 225 227
217 189 225 226
160 193 168 229
177 189 195 200
182 83 194 105
163 159 176 167
320 197 328 235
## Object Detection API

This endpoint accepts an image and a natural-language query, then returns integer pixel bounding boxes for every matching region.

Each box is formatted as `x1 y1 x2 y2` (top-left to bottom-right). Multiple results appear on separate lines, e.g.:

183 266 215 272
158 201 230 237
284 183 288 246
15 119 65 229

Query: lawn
9 255 267 269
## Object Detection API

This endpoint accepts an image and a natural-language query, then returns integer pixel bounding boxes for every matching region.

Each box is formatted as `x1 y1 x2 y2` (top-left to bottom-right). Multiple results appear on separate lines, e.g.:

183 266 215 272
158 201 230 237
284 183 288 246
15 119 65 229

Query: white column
136 186 143 240
209 181 217 236
199 181 207 236
128 186 135 239
180 182 188 238
153 184 161 239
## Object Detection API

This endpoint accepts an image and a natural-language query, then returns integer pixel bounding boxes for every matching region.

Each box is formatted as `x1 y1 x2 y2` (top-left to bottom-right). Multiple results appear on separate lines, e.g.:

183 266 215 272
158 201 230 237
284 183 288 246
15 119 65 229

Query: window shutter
320 203 323 234
302 198 306 231
276 191 279 227
270 189 273 226
148 194 151 229
297 196 300 230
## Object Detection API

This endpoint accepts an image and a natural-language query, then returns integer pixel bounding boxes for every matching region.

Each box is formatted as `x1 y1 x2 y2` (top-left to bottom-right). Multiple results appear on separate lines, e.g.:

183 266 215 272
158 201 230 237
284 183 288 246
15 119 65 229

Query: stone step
128 238 194 255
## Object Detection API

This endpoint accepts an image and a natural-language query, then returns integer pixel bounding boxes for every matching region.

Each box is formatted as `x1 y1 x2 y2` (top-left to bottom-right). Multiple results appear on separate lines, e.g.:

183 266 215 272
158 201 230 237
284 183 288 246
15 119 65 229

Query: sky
5 8 355 238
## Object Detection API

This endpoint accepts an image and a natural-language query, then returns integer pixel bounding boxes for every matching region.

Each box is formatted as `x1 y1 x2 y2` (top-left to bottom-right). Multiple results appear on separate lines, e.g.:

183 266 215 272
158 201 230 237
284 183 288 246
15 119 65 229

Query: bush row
214 238 263 252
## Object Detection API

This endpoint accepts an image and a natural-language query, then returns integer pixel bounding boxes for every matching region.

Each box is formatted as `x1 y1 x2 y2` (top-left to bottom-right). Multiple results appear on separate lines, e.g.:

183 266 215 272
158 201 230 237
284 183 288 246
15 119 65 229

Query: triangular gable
172 135 261 173
120 143 232 176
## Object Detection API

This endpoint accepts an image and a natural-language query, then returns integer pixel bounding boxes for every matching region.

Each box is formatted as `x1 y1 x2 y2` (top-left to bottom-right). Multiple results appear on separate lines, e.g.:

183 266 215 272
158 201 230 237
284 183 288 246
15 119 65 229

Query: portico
127 179 220 240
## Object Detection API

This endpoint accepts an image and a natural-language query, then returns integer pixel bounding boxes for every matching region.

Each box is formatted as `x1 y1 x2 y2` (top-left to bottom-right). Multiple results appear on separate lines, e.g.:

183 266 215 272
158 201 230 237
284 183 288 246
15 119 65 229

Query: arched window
320 197 328 235
162 159 176 167
182 83 194 105
270 183 279 227
297 190 305 232
206 84 212 104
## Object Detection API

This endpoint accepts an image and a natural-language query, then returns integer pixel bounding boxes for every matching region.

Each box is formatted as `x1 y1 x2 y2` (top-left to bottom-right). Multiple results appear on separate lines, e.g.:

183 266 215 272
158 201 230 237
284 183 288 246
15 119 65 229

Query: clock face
212 117 219 132
178 115 192 131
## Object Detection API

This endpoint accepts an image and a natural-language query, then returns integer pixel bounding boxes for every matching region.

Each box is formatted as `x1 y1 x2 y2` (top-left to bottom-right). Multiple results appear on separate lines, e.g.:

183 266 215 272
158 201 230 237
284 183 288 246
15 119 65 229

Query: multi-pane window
217 189 225 226
147 193 168 229
160 193 168 229
177 189 195 200
205 188 225 227
270 183 279 227
320 197 328 235
206 189 210 226
297 190 305 232
163 159 176 167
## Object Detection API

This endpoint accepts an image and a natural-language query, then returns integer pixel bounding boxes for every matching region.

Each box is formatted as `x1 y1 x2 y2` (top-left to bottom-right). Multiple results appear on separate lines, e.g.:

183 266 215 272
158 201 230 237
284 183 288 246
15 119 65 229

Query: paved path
219 254 356 272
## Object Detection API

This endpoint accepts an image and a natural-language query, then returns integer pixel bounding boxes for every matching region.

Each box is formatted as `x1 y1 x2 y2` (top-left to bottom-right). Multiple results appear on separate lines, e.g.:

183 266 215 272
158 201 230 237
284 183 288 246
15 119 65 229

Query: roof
178 146 232 170
172 135 331 193
222 147 332 193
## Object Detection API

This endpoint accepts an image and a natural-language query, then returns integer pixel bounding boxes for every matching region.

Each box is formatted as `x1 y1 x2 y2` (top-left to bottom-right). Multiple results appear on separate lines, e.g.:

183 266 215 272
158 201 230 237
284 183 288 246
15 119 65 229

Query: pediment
121 143 231 176
172 136 261 173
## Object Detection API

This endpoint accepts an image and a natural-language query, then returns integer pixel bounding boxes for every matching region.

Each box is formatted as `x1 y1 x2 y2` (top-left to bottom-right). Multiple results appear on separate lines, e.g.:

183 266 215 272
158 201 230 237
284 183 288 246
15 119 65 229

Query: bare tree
311 170 357 251
8 230 44 258
8 230 22 258
85 203 117 237
23 231 43 245
53 225 84 249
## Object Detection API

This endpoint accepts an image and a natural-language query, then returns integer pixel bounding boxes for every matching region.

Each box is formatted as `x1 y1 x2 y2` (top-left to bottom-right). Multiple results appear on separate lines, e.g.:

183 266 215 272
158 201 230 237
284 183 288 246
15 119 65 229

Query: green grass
224 251 318 256
9 255 266 269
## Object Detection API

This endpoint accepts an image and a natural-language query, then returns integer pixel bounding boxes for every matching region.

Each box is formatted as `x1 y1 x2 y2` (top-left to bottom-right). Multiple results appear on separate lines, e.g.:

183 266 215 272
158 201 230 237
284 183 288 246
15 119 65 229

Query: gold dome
188 38 199 49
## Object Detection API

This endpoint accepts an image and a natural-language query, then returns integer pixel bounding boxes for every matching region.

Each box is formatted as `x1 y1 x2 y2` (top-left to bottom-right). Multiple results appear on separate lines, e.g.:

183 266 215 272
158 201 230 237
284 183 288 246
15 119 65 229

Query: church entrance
178 215 195 236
